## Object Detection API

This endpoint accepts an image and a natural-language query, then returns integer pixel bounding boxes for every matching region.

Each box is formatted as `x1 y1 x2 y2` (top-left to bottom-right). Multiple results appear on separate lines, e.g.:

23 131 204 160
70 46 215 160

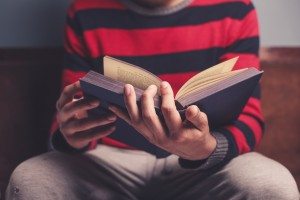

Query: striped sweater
51 0 264 168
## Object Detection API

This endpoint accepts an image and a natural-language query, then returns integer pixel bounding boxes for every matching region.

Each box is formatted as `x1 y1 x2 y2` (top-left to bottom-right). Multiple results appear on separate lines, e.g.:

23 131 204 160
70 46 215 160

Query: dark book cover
80 69 262 158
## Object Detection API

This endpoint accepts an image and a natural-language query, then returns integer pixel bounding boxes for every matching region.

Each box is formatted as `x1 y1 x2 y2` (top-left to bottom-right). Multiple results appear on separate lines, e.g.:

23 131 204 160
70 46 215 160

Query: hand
109 82 217 160
56 81 117 149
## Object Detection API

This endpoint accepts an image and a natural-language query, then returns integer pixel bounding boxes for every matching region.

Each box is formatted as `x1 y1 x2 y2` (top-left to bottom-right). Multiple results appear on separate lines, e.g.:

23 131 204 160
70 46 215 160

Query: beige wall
253 0 300 47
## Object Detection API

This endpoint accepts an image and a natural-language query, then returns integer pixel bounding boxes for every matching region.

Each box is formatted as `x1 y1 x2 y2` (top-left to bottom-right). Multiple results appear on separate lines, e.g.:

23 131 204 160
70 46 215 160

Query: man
6 0 299 199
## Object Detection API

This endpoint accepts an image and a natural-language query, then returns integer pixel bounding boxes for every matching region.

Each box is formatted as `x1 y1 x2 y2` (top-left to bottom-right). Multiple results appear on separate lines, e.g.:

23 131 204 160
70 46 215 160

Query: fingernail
149 85 157 90
161 81 168 89
125 84 131 95
90 100 100 106
189 105 199 118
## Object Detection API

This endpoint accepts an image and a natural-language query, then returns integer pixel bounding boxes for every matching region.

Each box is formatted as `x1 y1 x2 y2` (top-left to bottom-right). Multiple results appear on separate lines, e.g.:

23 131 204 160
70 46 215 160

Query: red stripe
238 114 263 146
220 53 259 70
158 72 198 95
224 10 259 46
242 98 264 121
64 26 87 57
69 0 125 18
83 19 258 58
101 137 135 149
226 125 250 154
62 69 87 88
237 10 259 40
190 0 251 7
88 140 98 150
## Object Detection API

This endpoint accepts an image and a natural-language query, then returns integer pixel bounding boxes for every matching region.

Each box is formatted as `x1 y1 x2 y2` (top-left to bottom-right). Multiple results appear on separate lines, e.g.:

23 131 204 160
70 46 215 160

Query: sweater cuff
49 129 89 153
178 132 228 170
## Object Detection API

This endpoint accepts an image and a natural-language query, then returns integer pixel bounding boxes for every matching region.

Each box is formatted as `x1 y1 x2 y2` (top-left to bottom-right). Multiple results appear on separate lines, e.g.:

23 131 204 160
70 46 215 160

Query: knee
8 152 60 185
225 153 299 200
6 155 47 198
6 152 74 199
8 156 43 188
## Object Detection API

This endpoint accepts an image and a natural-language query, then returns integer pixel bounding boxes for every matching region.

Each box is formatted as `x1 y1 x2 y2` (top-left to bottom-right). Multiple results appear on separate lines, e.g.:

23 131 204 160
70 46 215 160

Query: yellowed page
176 69 245 101
176 57 239 99
176 72 231 99
103 56 162 91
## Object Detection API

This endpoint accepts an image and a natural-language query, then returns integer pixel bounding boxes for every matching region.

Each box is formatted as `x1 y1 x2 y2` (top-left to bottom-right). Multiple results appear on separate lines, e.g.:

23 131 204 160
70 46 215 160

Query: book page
176 71 234 99
104 56 162 92
176 69 245 101
176 57 239 99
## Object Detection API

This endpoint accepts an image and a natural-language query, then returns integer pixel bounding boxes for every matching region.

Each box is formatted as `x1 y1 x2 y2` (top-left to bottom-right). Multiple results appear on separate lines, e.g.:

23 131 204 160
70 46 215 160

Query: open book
80 56 263 157
81 56 262 127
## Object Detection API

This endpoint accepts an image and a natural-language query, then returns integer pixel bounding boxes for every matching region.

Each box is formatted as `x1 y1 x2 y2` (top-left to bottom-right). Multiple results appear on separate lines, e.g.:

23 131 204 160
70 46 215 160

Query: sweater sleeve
179 1 264 169
49 3 98 152
218 1 264 162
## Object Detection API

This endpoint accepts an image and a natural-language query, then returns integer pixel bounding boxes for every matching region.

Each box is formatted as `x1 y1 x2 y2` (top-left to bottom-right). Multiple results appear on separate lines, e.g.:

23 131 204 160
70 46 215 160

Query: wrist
184 132 217 161
202 133 217 159
179 132 228 170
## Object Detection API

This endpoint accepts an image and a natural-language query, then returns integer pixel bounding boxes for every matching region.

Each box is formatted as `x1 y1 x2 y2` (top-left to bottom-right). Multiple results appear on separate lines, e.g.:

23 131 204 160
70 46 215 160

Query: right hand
56 81 117 149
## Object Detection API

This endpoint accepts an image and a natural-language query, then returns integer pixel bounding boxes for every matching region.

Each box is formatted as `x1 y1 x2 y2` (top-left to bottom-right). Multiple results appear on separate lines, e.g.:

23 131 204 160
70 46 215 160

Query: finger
67 125 116 148
58 98 100 123
72 97 87 118
108 103 157 145
124 84 140 123
160 81 182 134
56 81 82 111
61 113 117 135
141 85 166 142
185 105 208 131
108 104 131 125
75 110 88 119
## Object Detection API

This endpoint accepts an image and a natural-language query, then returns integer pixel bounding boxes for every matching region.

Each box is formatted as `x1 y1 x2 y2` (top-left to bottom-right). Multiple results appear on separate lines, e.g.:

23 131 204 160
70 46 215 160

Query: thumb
185 105 208 130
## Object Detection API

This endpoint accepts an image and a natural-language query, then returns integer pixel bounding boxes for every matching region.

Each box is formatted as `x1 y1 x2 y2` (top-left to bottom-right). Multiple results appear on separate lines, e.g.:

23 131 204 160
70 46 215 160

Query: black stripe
66 16 82 36
73 2 254 31
66 50 222 75
216 129 239 161
234 120 256 150
226 37 259 56
64 53 96 72
113 48 222 75
65 36 258 74
242 112 265 133
110 37 258 75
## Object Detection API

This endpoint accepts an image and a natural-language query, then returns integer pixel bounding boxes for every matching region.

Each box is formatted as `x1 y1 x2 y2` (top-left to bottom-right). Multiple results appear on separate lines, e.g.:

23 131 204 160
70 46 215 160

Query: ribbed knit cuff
49 129 89 154
179 132 229 170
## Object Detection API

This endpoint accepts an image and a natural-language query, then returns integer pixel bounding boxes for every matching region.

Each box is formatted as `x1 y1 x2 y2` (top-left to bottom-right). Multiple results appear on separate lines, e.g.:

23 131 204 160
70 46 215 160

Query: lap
6 151 136 200
156 152 299 200
6 147 299 200
207 152 299 200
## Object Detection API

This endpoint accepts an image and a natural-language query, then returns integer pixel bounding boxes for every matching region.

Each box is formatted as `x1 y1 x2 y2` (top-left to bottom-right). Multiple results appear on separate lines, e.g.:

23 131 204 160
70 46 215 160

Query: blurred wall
0 0 72 47
252 0 300 47
0 0 299 47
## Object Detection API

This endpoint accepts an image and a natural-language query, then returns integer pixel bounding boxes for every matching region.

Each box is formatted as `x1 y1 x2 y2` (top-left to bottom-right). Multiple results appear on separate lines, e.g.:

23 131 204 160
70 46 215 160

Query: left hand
108 81 217 160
